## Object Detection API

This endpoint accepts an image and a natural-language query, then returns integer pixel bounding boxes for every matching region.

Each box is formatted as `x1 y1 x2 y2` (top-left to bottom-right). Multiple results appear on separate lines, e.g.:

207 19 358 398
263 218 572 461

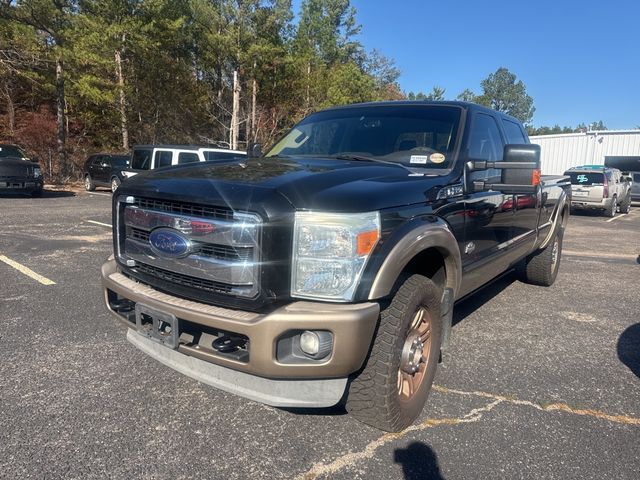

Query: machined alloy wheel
84 174 95 191
346 274 443 432
111 176 121 193
606 197 616 217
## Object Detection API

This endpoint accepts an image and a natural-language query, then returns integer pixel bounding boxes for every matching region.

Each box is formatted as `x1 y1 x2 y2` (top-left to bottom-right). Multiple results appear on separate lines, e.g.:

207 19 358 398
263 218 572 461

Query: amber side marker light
357 230 379 256
532 169 541 186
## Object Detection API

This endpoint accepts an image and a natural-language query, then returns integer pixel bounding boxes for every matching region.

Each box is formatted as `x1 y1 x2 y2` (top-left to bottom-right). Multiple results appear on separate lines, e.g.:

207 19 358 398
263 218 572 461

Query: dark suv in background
0 144 43 197
83 153 130 192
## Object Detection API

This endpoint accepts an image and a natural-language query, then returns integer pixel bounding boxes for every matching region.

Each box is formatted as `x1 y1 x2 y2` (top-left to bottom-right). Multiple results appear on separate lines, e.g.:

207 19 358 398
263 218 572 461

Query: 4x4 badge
464 242 476 254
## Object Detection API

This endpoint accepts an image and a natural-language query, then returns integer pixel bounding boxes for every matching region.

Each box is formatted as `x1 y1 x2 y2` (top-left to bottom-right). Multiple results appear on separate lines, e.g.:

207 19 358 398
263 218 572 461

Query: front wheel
619 194 631 214
346 274 443 432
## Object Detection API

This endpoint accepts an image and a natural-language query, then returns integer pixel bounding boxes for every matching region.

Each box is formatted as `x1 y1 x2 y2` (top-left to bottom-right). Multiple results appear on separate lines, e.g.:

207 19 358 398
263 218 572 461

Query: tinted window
565 172 604 185
177 152 199 164
502 119 526 144
131 149 152 170
155 150 173 168
469 114 504 182
634 173 640 182
111 155 129 167
266 105 461 169
0 145 27 158
202 151 243 161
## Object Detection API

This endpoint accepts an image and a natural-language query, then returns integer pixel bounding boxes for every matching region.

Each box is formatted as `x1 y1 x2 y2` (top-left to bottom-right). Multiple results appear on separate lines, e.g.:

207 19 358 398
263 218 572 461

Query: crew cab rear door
460 113 516 295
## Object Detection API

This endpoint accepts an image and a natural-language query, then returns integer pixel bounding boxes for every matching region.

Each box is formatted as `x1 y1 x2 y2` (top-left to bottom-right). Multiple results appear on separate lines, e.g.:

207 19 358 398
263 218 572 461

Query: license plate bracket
135 304 179 349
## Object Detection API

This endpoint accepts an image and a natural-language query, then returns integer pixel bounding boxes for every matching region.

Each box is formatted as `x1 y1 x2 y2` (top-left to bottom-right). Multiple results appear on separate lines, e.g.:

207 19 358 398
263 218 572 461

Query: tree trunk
2 80 15 141
55 55 67 177
115 41 129 150
251 64 257 144
231 69 240 150
306 61 311 109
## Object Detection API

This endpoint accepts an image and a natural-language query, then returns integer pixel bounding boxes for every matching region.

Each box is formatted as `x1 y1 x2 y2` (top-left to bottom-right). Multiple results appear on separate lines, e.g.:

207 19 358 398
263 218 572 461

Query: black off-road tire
84 174 96 191
619 194 631 214
605 196 617 217
518 228 564 287
346 274 443 432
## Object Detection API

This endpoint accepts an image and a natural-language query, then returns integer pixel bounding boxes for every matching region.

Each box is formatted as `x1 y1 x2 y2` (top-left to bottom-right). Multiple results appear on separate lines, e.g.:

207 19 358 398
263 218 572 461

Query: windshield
566 172 604 186
0 145 28 159
131 149 151 170
266 105 461 169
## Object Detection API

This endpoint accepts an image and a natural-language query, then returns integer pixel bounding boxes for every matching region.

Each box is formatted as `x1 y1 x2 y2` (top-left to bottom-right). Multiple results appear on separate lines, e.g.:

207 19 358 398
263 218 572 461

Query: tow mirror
467 144 541 194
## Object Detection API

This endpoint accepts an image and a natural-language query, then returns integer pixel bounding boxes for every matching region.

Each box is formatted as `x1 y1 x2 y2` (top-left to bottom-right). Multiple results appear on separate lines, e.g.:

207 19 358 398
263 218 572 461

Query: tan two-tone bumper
102 260 379 405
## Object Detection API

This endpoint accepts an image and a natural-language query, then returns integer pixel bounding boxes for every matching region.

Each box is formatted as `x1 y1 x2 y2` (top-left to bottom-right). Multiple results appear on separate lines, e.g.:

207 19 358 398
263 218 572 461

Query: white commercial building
530 130 640 175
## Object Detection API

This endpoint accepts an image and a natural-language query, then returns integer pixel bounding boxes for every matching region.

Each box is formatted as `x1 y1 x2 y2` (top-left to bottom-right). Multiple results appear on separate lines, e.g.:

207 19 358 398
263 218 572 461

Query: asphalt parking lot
1 189 639 479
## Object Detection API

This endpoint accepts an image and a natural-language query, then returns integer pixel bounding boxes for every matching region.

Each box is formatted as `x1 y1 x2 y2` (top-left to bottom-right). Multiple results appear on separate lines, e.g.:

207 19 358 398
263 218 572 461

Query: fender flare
539 190 568 250
367 218 462 300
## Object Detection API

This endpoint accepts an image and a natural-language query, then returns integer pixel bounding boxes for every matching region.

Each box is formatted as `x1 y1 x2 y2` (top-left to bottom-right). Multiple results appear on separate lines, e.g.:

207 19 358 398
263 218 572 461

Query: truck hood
120 157 451 215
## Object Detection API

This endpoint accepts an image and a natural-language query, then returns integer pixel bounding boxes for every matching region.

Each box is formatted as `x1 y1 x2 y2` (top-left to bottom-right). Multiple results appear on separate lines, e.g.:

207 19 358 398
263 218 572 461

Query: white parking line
606 211 635 222
86 220 112 228
0 255 56 285
86 191 111 197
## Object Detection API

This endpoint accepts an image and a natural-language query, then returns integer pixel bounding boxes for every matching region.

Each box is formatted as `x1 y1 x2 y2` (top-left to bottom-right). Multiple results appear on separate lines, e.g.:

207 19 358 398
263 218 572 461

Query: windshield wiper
332 154 404 168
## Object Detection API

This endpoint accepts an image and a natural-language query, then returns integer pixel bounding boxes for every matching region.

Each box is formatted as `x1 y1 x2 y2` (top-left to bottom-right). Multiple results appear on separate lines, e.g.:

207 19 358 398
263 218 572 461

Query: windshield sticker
577 174 588 183
429 153 446 164
410 155 429 164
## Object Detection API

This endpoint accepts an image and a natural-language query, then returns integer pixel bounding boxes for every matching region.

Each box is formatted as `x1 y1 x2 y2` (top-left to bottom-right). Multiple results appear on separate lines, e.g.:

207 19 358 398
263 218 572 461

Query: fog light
300 331 320 355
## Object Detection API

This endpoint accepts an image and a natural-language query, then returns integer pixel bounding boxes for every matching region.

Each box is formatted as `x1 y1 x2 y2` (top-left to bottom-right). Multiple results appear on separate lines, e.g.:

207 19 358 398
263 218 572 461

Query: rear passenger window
178 152 199 164
502 119 526 144
131 149 152 170
155 150 173 168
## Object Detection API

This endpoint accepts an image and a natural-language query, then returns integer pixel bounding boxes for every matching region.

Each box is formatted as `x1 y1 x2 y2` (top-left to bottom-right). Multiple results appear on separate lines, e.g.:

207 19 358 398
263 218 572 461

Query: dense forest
1 0 406 179
0 0 610 182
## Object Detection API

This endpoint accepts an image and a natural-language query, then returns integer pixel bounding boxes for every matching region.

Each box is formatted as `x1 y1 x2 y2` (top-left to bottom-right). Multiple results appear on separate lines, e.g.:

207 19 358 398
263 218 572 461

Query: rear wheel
605 196 617 217
111 176 121 193
346 274 443 432
84 174 95 191
518 228 564 286
619 194 631 214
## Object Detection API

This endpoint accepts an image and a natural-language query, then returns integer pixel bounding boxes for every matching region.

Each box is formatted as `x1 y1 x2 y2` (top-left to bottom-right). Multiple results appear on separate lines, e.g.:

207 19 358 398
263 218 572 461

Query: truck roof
321 100 523 124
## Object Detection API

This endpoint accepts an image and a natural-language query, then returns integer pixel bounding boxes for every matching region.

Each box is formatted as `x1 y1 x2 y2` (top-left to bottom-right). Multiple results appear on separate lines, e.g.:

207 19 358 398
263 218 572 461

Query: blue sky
293 0 639 129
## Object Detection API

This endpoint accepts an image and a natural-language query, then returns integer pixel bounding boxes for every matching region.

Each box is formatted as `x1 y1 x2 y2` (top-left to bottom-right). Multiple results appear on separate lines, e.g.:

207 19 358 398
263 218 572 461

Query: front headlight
33 167 42 178
121 170 137 178
292 211 380 301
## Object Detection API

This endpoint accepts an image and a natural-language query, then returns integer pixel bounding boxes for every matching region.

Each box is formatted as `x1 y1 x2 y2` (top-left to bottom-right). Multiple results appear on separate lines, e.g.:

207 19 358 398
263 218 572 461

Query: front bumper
101 260 380 405
0 177 43 192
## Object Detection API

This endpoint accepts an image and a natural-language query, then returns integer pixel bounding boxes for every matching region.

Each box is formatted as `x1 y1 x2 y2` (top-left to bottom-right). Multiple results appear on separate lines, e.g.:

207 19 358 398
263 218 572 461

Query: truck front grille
117 196 262 301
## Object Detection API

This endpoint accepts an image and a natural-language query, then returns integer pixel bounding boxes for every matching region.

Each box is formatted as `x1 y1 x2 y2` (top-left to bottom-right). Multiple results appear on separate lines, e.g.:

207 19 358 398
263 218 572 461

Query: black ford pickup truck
0 144 43 196
102 101 570 432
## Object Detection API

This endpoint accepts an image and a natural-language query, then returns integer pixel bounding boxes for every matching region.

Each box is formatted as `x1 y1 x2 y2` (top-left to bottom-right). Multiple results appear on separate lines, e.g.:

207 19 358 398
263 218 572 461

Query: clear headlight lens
292 211 380 301
122 170 137 178
33 167 42 178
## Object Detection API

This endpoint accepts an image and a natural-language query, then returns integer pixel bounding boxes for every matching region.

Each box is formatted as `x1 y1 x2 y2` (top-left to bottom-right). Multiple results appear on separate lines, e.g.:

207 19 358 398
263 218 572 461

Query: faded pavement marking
297 385 640 479
0 255 56 285
86 219 112 228
433 385 640 426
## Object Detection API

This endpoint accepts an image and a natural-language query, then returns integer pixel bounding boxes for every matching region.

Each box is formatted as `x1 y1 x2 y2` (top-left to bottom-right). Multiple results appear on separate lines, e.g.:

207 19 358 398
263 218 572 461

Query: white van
124 145 246 178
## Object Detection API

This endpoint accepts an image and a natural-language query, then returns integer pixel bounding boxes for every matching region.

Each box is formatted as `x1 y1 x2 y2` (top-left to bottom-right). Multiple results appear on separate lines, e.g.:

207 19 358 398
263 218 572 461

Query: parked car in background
0 144 43 197
126 145 246 178
563 165 631 216
84 153 130 192
629 172 640 202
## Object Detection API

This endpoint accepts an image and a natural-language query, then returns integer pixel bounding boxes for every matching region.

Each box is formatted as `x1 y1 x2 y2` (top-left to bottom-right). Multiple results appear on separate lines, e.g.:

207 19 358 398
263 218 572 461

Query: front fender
364 217 462 300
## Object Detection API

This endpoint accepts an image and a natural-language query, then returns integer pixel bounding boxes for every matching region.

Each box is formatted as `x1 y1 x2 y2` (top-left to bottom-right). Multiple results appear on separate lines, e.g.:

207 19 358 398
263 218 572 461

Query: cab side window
155 150 173 168
468 113 504 182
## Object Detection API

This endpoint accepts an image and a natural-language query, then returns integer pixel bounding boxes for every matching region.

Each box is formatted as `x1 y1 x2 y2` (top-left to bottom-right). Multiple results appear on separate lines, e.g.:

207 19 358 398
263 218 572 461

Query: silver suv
564 165 631 217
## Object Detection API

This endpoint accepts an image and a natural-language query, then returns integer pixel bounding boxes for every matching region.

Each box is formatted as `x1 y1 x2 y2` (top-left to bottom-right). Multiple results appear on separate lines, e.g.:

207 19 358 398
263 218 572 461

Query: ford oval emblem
149 228 191 258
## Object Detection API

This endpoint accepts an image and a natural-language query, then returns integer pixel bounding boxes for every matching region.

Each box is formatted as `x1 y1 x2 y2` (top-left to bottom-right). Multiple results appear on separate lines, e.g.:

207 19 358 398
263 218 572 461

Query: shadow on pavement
617 323 640 378
0 189 75 198
394 441 444 480
453 272 517 327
